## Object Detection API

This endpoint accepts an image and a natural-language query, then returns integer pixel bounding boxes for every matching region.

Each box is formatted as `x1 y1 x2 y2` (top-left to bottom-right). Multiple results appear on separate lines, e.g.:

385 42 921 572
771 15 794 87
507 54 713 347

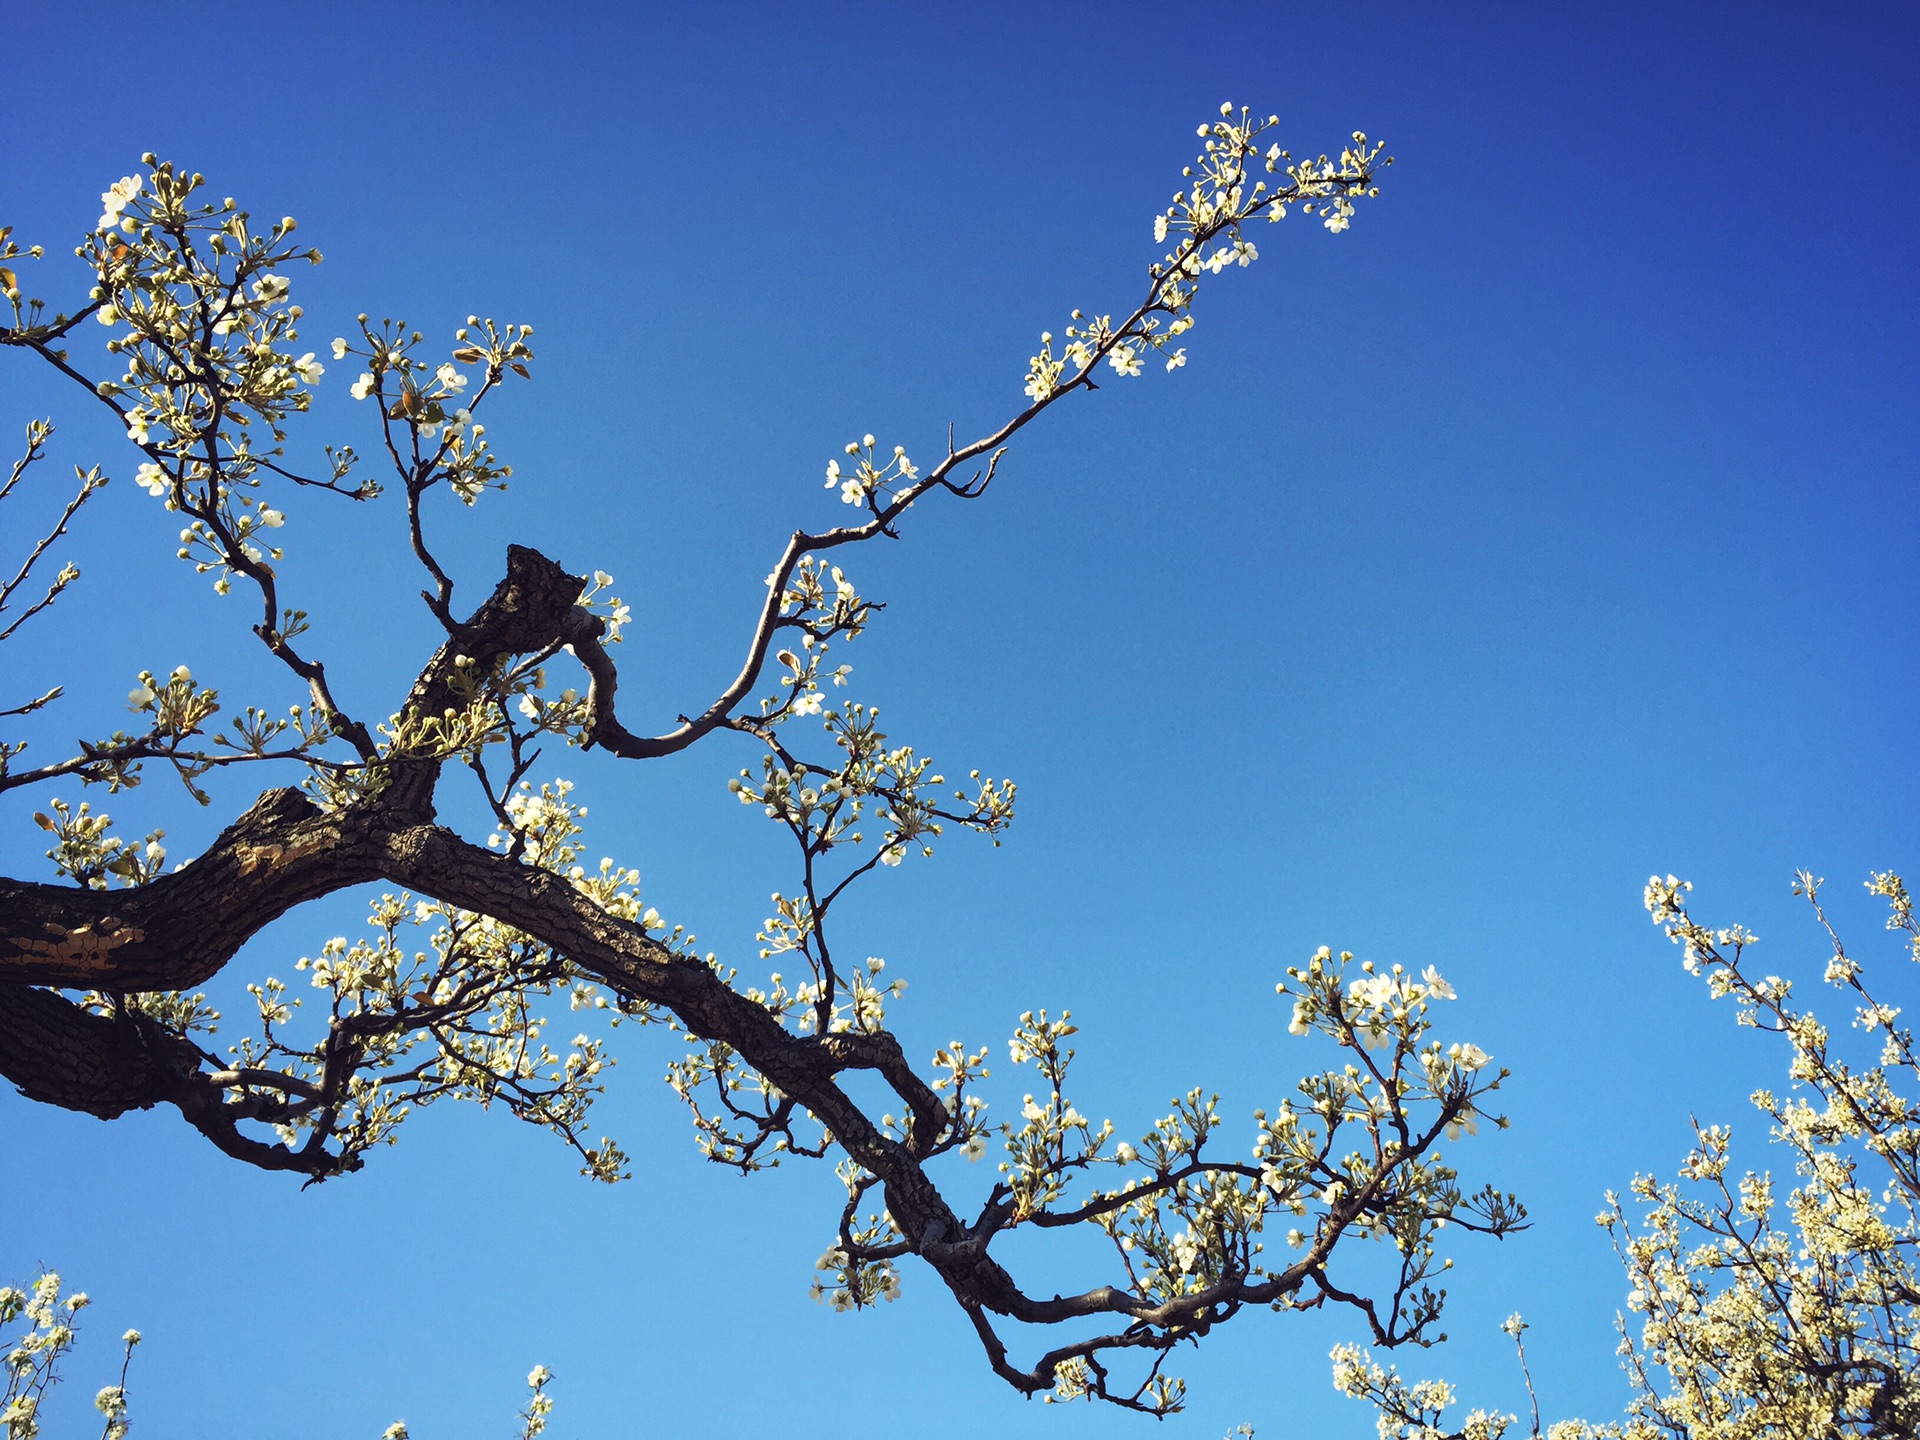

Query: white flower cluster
1020 106 1387 404
1330 1342 1513 1440
337 316 529 502
825 433 919 508
1342 873 1920 1439
32 796 167 889
65 159 346 598
2 1271 140 1440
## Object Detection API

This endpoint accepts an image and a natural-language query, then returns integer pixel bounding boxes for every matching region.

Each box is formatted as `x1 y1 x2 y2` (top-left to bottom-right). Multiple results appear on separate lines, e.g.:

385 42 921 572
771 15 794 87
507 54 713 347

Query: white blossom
98 175 141 231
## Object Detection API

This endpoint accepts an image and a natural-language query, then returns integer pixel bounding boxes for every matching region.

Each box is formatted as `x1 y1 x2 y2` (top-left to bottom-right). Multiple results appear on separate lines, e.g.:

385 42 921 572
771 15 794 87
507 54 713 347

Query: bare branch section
0 419 106 730
0 112 1527 1410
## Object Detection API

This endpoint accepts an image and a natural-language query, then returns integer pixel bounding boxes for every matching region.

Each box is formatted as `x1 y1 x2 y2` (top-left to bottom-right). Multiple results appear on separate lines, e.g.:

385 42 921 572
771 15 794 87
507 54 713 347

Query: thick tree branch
0 786 375 990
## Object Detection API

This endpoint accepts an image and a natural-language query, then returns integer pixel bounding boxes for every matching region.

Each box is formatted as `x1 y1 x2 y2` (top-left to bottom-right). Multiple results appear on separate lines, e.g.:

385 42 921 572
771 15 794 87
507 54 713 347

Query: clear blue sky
4 4 1915 1437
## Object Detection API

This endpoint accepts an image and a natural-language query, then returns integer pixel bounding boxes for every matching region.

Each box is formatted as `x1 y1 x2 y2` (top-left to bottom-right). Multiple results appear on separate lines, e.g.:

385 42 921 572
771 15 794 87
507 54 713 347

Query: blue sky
3 4 1916 1437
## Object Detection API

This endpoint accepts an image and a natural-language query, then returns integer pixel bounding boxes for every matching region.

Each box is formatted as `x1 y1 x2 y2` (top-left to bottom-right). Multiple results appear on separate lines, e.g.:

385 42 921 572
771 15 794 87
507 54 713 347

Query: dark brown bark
0 983 177 1118
0 786 376 990
0 545 592 992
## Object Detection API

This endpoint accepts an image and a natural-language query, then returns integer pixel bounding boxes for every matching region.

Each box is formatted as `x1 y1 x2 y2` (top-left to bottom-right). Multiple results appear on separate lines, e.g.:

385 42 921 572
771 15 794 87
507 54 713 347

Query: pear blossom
98 175 141 231
1169 1231 1202 1273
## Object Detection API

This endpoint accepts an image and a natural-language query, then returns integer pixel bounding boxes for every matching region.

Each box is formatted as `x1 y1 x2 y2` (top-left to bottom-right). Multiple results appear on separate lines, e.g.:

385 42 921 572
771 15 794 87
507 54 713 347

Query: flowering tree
0 109 1524 1417
0 1274 138 1440
0 1267 547 1440
1332 871 1920 1440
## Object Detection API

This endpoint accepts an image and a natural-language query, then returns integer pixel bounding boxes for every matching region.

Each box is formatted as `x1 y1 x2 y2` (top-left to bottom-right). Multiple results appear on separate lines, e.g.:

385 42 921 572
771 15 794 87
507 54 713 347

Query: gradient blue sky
4 5 1916 1437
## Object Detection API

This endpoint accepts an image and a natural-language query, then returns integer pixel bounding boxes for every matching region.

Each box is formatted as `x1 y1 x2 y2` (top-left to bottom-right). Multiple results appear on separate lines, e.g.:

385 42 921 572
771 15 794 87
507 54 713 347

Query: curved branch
0 786 380 990
571 146 1365 763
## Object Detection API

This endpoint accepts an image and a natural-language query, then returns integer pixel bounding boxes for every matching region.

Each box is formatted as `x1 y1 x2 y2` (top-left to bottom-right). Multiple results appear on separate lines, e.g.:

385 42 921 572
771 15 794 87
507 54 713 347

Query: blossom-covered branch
1335 873 1920 1440
0 110 1529 1414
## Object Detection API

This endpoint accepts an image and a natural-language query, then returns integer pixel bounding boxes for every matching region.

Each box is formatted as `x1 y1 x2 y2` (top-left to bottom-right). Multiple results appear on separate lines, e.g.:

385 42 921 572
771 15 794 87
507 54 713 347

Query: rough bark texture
0 787 375 990
0 983 176 1118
